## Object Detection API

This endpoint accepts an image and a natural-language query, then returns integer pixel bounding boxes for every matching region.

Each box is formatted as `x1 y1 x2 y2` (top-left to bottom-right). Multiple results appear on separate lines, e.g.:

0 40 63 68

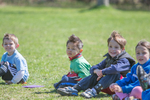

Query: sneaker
112 94 120 100
136 65 150 91
80 89 97 99
57 86 78 96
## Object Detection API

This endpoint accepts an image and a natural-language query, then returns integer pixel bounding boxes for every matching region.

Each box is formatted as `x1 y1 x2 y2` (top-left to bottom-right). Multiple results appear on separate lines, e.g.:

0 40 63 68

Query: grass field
0 5 150 100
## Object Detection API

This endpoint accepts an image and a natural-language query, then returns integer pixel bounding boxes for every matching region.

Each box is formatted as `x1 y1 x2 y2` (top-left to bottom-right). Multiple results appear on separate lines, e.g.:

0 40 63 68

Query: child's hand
5 81 13 85
0 61 4 65
113 85 123 93
109 83 117 92
94 69 103 81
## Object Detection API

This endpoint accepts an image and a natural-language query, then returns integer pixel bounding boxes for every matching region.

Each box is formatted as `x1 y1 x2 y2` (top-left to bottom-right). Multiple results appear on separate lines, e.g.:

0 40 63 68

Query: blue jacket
90 51 135 77
116 59 150 93
142 89 150 100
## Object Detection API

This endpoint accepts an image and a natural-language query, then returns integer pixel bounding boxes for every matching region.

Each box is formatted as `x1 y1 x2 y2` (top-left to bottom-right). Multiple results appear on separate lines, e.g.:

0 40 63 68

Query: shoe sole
57 89 78 96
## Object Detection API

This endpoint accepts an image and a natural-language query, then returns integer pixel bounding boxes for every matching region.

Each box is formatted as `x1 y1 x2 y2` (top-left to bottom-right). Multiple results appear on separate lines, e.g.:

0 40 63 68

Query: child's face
136 46 150 64
66 42 80 58
108 39 122 58
2 39 17 56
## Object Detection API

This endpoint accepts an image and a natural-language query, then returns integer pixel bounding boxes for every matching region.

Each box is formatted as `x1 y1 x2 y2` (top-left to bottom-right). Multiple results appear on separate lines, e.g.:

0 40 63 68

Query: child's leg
73 74 98 91
115 92 129 100
54 75 77 89
0 64 8 76
137 65 150 91
57 74 98 96
79 74 120 99
94 74 120 93
129 86 143 99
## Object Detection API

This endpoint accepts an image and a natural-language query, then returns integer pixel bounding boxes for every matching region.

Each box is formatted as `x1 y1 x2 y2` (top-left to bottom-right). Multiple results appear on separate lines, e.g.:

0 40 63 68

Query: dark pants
54 75 78 89
74 74 120 93
0 64 24 84
0 64 13 80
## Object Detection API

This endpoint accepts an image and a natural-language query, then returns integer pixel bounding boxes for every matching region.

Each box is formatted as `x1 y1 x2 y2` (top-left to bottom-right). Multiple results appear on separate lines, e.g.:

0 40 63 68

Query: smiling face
2 39 17 56
136 45 150 64
108 39 122 58
66 42 80 58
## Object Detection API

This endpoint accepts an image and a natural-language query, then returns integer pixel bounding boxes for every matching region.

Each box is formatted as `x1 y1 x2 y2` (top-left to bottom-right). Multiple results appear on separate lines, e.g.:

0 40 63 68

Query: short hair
2 33 19 45
136 40 150 52
66 34 83 49
107 31 126 49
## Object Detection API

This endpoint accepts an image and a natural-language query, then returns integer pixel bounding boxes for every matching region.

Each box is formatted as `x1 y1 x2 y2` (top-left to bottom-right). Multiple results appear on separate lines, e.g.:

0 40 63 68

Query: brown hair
2 33 19 45
66 34 83 49
107 31 126 49
136 40 150 52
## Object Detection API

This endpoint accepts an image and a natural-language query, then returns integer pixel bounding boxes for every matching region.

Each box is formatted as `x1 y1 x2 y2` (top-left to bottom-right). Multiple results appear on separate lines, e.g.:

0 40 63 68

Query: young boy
0 33 29 84
57 31 136 98
54 34 91 89
137 65 150 100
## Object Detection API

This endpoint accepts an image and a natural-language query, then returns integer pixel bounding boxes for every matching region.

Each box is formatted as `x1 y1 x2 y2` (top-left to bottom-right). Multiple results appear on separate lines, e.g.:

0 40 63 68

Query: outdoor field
0 5 150 100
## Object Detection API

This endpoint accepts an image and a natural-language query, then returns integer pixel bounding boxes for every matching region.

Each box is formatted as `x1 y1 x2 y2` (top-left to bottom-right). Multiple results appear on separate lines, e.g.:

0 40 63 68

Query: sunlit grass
0 5 150 100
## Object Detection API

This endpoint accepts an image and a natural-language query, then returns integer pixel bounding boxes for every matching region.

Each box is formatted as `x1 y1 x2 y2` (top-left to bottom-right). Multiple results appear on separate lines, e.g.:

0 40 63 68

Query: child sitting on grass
57 31 135 98
0 33 29 84
137 57 150 100
110 40 150 100
54 34 91 89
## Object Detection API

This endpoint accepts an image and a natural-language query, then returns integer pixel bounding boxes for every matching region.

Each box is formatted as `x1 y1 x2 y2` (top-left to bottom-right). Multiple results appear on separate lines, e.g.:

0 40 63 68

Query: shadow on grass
79 4 150 13
96 92 111 98
0 82 6 85
34 89 57 94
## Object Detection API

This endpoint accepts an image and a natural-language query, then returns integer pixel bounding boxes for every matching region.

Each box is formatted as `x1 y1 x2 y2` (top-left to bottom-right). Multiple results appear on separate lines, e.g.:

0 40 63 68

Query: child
109 40 150 100
53 34 91 89
57 31 136 98
137 63 150 100
0 33 29 84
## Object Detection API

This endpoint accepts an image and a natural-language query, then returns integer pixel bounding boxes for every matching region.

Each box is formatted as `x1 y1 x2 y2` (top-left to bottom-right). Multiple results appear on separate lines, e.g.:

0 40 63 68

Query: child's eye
109 46 112 48
136 52 140 55
115 47 118 49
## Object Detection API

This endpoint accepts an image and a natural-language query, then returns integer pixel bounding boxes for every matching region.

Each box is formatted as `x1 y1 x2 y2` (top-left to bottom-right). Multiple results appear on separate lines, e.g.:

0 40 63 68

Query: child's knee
130 86 143 98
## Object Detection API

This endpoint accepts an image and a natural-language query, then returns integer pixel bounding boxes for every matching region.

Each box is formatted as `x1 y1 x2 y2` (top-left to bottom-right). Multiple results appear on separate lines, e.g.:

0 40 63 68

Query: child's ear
2 44 3 47
16 44 19 48
80 49 83 53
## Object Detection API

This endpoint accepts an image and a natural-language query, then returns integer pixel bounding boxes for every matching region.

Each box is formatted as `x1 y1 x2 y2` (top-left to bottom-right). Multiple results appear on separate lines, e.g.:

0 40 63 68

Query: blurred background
0 0 150 10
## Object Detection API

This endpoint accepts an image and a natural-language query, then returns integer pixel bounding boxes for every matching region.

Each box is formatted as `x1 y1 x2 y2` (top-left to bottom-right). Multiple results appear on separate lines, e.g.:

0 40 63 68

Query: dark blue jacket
90 50 135 77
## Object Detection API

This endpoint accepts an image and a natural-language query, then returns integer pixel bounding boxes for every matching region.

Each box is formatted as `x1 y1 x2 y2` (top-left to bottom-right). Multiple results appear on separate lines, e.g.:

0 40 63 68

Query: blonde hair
2 33 19 45
107 31 126 49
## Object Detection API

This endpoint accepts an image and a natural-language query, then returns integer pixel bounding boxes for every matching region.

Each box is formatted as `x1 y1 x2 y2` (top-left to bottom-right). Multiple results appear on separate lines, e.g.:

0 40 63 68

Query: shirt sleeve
1 53 7 62
11 70 25 83
90 59 106 75
116 64 140 93
102 58 131 75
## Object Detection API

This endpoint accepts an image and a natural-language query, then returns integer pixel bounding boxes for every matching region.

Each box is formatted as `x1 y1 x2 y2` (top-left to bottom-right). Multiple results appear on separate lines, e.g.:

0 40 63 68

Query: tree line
0 0 150 9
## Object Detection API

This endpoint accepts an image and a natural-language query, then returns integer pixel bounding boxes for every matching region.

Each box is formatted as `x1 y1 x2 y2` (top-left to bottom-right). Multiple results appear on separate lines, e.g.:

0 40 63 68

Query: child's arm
101 58 130 75
11 70 25 83
11 57 27 84
90 59 106 75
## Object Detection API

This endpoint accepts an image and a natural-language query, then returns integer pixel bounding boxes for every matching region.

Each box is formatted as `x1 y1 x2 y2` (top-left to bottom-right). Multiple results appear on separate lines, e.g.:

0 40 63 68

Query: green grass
0 5 150 100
